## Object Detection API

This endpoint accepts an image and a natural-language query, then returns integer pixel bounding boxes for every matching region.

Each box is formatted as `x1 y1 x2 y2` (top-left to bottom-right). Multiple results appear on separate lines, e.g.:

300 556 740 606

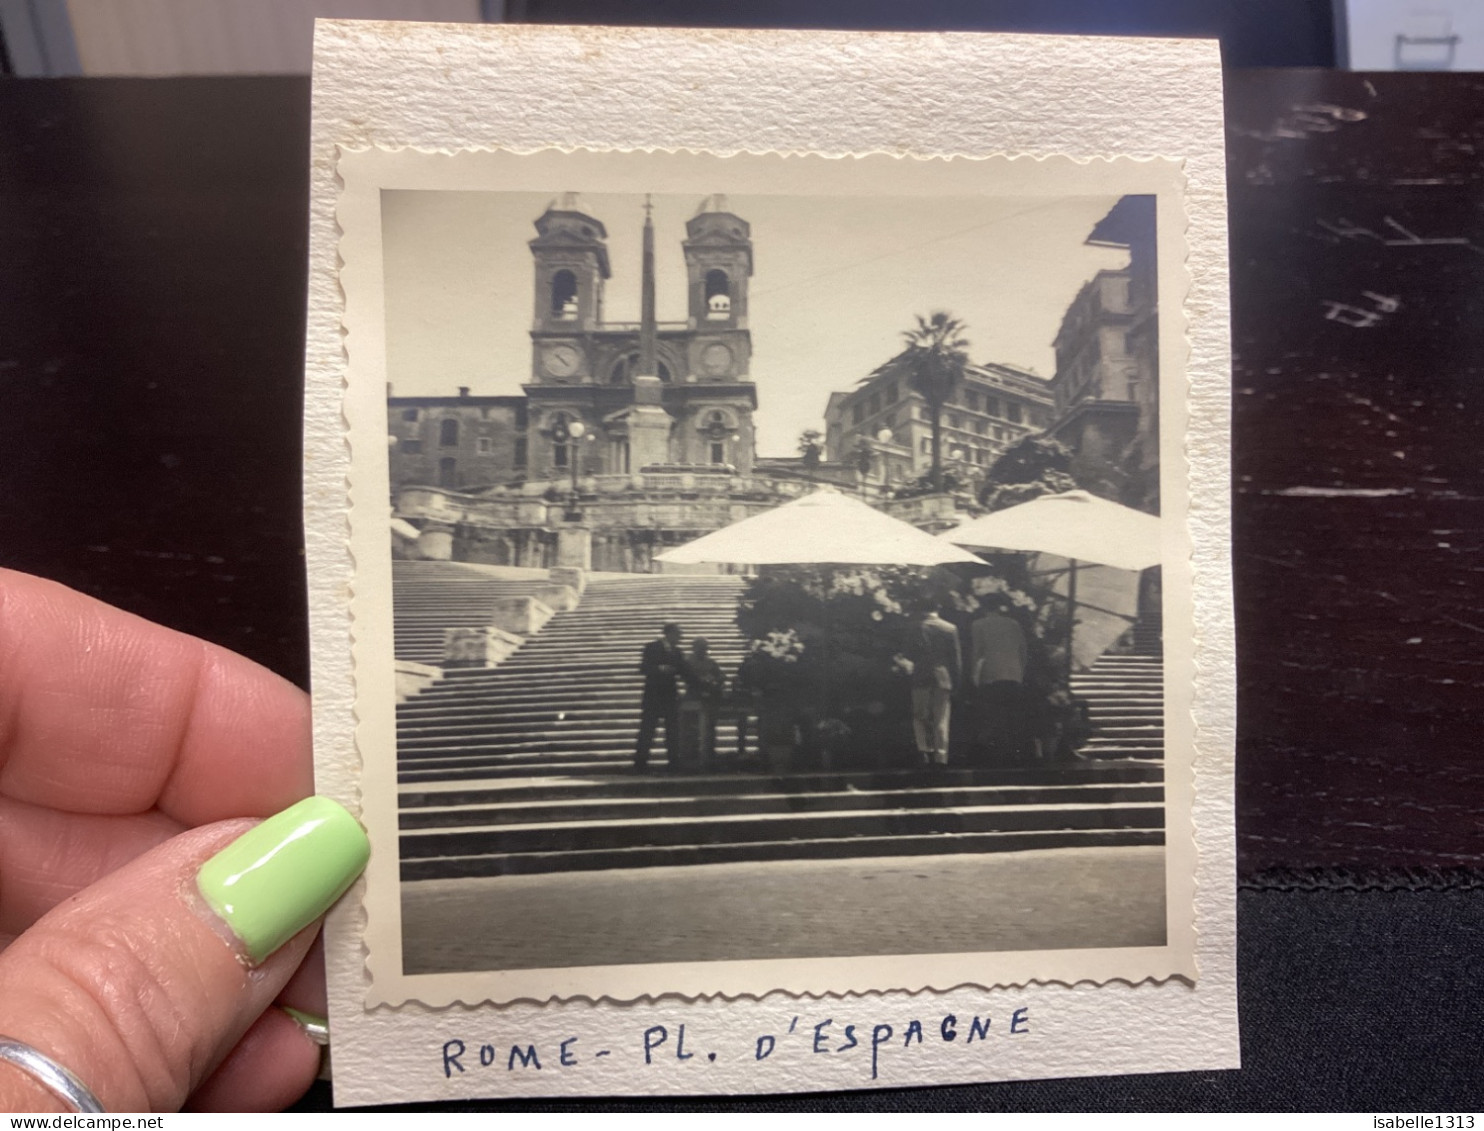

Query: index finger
0 569 312 824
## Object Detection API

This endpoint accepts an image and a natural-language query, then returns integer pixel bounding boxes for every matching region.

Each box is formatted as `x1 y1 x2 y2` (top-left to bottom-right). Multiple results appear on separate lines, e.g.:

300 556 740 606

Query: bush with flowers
732 558 1088 768
735 566 983 768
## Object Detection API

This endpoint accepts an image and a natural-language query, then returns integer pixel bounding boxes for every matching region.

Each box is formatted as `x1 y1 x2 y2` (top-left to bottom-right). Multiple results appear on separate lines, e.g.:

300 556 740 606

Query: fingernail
281 1007 330 1046
197 797 369 964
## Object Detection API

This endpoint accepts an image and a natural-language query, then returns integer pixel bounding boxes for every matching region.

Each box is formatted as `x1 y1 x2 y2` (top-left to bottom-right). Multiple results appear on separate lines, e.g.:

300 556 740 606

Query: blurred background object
3 0 1478 78
0 0 486 76
1338 0 1483 69
5 0 1344 76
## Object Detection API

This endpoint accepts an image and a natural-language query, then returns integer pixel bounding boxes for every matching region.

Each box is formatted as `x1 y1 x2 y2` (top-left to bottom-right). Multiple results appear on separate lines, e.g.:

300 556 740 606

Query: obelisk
629 195 673 471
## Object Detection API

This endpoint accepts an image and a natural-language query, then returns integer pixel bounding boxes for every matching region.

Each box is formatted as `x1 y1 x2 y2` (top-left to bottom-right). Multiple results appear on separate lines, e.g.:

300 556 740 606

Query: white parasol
943 490 1163 674
943 490 1161 571
655 488 982 567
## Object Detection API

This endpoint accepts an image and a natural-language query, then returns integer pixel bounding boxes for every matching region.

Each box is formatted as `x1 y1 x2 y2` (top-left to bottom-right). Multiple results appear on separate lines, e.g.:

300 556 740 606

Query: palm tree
897 311 970 493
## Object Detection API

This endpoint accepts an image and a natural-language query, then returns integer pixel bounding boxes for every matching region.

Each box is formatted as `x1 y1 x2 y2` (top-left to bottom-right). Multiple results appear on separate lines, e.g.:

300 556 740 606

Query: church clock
540 343 584 379
701 342 734 378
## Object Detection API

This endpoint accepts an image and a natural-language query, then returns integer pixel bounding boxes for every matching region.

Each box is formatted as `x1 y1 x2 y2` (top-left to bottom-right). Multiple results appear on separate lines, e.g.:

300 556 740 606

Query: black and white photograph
332 145 1196 1004
354 158 1191 997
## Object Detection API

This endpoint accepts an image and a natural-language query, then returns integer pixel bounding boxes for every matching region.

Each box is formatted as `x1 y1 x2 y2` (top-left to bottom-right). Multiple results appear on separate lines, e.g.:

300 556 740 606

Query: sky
382 191 1129 457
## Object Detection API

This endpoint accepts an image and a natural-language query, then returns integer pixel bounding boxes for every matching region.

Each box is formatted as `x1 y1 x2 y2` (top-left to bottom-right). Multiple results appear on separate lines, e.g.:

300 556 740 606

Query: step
400 759 641 782
400 827 1166 879
399 801 1166 858
397 762 1164 804
399 782 1166 829
397 761 1164 793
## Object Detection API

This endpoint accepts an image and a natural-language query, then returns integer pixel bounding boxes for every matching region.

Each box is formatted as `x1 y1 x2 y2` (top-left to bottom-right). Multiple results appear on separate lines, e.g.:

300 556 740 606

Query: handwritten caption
440 1007 1031 1083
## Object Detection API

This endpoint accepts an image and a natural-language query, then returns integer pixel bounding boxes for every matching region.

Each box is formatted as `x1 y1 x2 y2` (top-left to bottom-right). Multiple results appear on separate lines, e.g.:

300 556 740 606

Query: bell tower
529 194 610 384
683 194 754 382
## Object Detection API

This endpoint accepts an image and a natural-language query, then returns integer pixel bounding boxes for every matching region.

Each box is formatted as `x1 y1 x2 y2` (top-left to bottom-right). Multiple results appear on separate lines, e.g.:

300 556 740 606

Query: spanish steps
393 561 1166 881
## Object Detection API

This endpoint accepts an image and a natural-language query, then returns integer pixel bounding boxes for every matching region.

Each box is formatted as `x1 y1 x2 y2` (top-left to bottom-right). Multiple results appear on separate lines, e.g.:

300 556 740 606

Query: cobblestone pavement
401 846 1166 974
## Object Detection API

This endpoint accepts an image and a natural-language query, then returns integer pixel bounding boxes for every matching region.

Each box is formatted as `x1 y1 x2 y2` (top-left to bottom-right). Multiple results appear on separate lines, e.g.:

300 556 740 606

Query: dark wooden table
1 71 1481 1109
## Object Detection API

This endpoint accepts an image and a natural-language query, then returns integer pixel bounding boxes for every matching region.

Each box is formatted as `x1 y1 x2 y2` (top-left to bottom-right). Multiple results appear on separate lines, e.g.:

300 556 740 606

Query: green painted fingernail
197 797 369 964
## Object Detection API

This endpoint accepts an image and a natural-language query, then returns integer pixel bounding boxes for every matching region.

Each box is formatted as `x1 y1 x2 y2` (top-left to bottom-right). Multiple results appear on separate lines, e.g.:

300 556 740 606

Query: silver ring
0 1036 105 1113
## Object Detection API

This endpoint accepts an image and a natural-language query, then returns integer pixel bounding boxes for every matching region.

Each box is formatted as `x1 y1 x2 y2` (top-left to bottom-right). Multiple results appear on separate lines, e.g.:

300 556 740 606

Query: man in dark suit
907 608 962 769
634 622 685 771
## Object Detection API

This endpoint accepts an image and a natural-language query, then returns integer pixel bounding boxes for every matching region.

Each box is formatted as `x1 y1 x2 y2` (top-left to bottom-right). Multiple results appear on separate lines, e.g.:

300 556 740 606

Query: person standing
681 636 726 770
906 607 962 769
635 622 685 772
970 601 1031 763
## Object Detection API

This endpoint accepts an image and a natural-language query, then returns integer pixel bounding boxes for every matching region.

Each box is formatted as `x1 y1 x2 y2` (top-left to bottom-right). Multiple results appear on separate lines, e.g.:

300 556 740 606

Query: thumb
0 798 368 1113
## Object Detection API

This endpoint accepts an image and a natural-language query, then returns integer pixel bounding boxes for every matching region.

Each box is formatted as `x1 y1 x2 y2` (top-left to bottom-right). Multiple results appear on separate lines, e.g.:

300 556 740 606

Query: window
401 408 419 422
553 442 568 469
551 270 578 319
949 414 964 431
704 269 731 318
885 382 899 404
964 391 980 413
985 397 1001 418
920 438 931 454
438 458 456 488
515 403 529 429
401 439 423 454
476 436 493 454
851 402 864 425
513 438 527 469
611 353 672 383
439 419 459 447
1006 403 1023 424
710 441 726 464
973 419 987 436
867 393 880 416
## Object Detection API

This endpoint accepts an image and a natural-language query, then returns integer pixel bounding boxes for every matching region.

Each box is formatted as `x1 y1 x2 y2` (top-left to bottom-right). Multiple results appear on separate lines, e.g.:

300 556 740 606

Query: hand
0 570 368 1112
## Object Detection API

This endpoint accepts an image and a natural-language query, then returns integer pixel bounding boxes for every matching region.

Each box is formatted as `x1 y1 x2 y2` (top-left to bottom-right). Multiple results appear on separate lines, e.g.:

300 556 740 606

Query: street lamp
567 420 587 493
562 420 596 522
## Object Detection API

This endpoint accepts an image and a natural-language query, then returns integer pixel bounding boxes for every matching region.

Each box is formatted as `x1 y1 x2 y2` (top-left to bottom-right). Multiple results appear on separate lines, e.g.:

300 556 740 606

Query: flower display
734 559 1085 770
752 629 804 663
971 574 1038 611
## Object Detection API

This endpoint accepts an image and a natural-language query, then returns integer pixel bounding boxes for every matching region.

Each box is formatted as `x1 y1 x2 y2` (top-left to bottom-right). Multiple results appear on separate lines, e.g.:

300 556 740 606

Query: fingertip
279 933 329 1017
184 1007 322 1112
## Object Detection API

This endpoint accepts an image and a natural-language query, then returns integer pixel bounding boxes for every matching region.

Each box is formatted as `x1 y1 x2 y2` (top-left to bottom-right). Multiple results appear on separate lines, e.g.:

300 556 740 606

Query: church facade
388 192 1162 573
389 194 802 573
523 193 759 479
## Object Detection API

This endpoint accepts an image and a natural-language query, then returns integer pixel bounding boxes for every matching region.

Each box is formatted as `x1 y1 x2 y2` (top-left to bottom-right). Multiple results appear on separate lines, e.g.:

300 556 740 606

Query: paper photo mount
305 21 1235 1105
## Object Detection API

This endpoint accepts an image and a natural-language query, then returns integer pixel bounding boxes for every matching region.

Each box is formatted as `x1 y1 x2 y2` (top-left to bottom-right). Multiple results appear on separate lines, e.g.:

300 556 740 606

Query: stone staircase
1071 629 1164 761
396 574 748 779
393 560 563 665
398 765 1165 879
392 564 1166 881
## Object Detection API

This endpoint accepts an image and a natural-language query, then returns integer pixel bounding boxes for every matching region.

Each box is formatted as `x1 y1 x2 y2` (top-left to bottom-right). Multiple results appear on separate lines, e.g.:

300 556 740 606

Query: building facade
823 359 1056 493
1047 194 1160 512
388 390 528 492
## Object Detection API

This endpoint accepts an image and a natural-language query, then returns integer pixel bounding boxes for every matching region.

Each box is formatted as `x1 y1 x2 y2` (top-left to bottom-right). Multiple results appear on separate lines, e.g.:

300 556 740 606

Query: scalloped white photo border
306 21 1234 1106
